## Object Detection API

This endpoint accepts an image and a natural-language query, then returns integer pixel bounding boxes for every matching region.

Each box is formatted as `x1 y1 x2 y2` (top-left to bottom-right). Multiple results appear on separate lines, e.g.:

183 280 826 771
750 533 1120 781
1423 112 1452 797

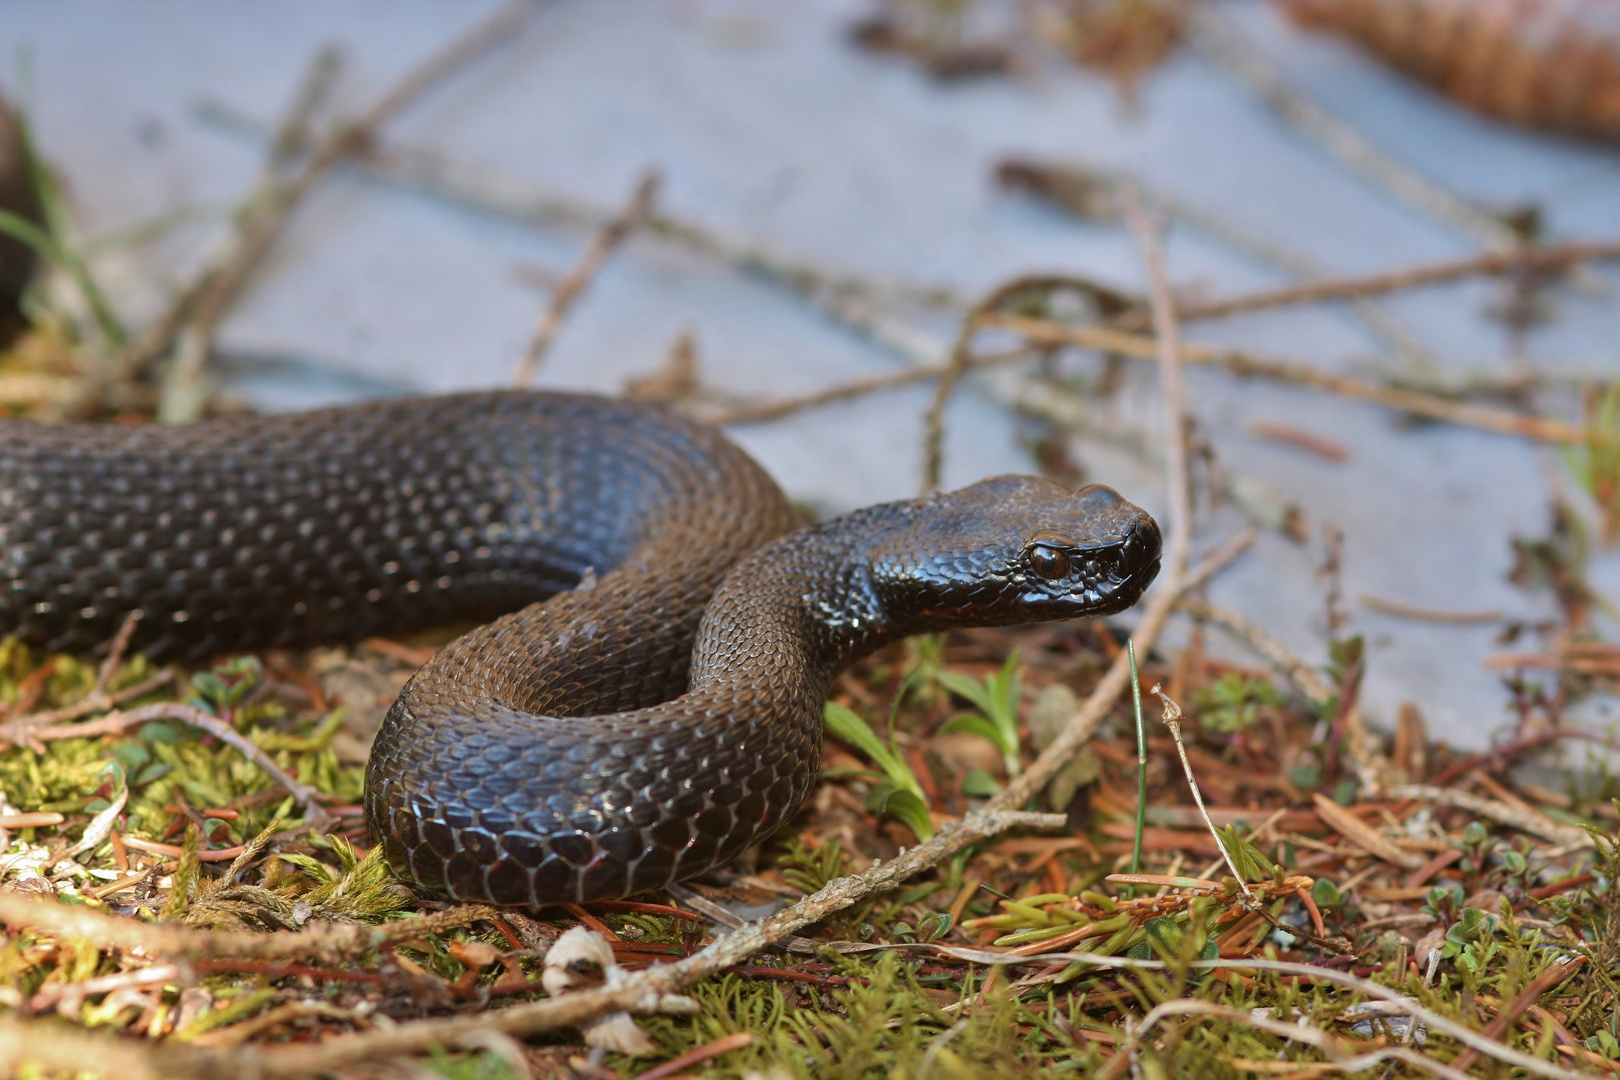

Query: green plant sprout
0 76 126 349
1191 672 1280 734
823 700 934 840
938 651 1024 780
1564 380 1620 543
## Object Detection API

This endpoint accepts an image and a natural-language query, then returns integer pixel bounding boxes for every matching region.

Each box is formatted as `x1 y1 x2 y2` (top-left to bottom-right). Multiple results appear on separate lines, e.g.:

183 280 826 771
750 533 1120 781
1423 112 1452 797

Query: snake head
874 476 1161 632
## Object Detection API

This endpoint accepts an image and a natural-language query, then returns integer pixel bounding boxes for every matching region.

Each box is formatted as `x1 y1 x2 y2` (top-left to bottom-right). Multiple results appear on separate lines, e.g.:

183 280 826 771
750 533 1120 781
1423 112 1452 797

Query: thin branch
707 345 1035 426
1182 599 1333 707
191 104 967 312
197 101 1620 332
980 311 1588 444
936 949 1597 1080
154 46 345 422
998 157 1433 362
916 280 1040 494
0 668 175 750
917 273 1131 493
511 170 660 388
0 893 503 964
130 0 547 404
1153 685 1251 893
19 703 328 828
1125 193 1192 587
1096 998 1473 1080
1389 784 1593 848
1135 238 1620 331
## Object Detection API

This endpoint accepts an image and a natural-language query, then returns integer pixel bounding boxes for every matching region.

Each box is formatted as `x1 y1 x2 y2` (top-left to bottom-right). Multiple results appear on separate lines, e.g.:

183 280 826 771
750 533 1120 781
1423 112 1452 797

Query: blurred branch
510 170 659 388
139 0 549 421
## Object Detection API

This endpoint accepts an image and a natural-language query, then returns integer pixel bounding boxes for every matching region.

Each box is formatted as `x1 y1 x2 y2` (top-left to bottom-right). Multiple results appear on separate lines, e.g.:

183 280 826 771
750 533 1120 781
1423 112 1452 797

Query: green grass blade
1129 639 1146 896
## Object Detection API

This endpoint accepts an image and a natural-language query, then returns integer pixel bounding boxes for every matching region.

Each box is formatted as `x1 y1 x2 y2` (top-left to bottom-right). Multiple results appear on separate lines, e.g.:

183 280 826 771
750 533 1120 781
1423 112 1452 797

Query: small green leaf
133 761 172 786
1311 877 1341 911
942 713 1009 752
878 787 934 840
936 670 998 718
961 769 1003 798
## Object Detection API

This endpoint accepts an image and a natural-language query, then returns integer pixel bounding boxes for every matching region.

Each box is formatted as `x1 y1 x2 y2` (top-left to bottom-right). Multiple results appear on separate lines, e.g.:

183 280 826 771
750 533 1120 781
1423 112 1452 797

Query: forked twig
1151 683 1251 896
19 702 328 829
131 0 548 411
156 46 345 421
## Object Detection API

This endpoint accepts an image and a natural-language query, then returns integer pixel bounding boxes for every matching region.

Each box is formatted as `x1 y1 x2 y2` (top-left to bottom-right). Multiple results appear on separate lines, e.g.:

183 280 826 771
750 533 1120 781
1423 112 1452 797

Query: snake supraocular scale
0 391 1161 905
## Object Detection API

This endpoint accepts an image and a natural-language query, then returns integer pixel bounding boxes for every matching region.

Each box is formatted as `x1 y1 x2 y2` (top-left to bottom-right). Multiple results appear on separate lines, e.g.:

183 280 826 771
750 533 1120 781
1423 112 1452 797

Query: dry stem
980 311 1587 444
1389 784 1593 848
947 949 1594 1080
510 170 660 388
155 46 345 422
192 105 966 312
132 1 547 414
0 668 175 750
1182 599 1333 706
14 702 329 827
1140 238 1620 330
0 893 503 964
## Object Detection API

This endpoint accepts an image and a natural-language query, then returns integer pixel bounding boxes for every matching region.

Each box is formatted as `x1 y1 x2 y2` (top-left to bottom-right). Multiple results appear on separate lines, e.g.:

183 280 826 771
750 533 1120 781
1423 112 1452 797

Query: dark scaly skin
0 390 1161 905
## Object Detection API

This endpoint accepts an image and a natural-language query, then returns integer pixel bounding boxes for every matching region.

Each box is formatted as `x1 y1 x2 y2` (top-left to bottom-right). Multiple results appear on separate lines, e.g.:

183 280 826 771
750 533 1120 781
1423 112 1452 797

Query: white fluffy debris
541 924 697 1056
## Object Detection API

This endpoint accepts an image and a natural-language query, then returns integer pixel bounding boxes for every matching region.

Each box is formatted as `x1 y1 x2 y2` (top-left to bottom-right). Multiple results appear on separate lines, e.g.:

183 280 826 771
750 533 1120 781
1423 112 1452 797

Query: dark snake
0 391 1161 905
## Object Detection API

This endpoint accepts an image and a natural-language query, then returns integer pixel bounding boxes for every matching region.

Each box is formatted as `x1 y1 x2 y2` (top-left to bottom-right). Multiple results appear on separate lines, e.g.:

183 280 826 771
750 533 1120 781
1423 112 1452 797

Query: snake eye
1028 544 1071 580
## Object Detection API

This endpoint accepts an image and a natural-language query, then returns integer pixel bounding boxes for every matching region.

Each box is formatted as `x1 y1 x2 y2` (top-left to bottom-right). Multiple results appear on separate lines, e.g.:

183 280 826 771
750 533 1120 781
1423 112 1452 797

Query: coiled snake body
0 391 1161 905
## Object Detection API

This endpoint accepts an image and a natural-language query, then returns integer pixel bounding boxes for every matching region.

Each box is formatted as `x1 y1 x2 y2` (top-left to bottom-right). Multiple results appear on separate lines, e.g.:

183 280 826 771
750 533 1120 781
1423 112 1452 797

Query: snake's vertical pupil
1030 544 1070 580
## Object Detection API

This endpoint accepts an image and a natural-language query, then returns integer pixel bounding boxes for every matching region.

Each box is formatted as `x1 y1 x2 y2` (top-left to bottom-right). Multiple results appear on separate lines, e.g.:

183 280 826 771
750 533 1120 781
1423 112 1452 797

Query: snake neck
686 501 922 694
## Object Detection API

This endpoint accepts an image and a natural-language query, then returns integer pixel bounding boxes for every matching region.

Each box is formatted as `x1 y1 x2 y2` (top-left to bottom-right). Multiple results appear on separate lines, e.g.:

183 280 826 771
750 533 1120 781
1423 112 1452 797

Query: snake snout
1112 513 1163 598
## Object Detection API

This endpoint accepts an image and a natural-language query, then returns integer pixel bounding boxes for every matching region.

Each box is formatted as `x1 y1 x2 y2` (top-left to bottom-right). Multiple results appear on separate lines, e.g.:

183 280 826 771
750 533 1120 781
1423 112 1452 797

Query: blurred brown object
0 93 43 338
1029 0 1189 106
849 2 1019 80
1283 0 1620 142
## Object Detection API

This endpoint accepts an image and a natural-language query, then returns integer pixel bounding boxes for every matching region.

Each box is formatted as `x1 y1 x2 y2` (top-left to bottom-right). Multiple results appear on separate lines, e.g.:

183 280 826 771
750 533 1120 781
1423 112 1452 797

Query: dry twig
133 0 548 417
0 893 503 965
1140 238 1620 329
1389 784 1593 848
1182 599 1333 706
980 311 1587 444
14 702 328 827
155 46 345 422
192 105 966 311
510 170 660 388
